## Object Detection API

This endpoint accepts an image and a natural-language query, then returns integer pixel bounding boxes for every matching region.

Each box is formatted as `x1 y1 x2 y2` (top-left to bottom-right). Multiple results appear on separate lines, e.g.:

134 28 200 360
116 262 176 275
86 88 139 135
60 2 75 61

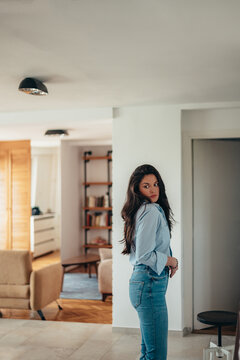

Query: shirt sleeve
135 205 168 275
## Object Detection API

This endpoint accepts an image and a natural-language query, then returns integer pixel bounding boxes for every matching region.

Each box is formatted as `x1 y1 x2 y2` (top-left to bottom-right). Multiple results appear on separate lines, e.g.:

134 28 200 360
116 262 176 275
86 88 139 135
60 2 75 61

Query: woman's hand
169 265 178 278
166 256 178 268
166 256 179 278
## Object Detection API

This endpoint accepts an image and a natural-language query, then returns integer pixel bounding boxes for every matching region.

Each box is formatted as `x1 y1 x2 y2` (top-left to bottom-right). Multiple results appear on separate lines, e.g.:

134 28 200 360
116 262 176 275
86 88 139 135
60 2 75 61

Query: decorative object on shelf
86 195 105 207
31 206 42 216
18 77 48 96
90 236 107 245
85 195 111 209
83 150 112 253
86 212 110 227
104 193 110 207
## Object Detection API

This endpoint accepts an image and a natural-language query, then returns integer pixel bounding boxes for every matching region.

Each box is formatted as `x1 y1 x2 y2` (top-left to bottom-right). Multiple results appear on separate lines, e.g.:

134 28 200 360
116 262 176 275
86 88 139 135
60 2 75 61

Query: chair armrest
99 248 112 261
30 263 62 311
98 259 112 294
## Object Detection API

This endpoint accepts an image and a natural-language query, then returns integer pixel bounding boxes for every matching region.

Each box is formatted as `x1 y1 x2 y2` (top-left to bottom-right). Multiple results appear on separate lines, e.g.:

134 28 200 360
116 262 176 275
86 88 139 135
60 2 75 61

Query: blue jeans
129 264 169 360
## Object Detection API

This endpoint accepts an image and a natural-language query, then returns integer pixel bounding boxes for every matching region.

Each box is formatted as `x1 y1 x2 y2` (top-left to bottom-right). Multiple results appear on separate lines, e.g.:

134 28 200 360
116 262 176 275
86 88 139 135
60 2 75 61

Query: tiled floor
0 319 235 360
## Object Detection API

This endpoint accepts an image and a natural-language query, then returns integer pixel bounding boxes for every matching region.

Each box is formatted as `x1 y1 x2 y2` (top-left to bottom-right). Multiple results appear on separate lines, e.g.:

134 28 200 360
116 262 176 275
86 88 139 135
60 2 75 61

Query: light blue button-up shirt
130 202 172 275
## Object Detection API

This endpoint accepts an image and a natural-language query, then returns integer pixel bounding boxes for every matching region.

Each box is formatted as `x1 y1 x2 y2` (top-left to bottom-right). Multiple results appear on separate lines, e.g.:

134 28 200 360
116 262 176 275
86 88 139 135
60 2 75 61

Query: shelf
83 150 112 254
83 156 112 161
83 244 112 249
83 226 112 230
84 207 112 211
83 182 112 186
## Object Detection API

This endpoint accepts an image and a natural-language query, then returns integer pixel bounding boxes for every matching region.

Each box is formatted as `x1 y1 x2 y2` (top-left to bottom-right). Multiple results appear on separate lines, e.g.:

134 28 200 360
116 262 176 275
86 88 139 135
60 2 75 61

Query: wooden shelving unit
83 182 112 186
83 207 112 211
83 226 112 230
83 150 112 253
83 244 112 249
83 155 112 161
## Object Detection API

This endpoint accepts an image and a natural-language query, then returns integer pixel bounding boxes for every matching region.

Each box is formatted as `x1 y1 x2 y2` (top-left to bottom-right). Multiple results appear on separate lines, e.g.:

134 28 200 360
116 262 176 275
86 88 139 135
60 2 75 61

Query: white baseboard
112 327 184 337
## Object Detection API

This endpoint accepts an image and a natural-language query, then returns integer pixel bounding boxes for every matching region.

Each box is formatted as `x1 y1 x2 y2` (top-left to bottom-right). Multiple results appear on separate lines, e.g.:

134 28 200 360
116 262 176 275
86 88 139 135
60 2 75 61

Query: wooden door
11 147 31 249
0 141 31 250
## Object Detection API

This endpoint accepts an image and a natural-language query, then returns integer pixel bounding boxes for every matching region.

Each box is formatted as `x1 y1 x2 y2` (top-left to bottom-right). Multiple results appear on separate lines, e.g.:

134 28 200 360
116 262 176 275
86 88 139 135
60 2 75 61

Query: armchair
0 250 62 320
98 248 112 301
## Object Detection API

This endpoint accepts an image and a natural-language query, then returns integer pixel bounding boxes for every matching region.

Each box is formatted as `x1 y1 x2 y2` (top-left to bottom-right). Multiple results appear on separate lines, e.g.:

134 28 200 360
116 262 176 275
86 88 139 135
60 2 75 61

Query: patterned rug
60 272 102 300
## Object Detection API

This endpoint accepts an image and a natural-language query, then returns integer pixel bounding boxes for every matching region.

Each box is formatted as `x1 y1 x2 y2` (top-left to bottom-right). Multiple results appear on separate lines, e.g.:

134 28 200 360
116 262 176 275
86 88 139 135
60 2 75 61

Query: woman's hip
129 266 169 310
130 264 169 285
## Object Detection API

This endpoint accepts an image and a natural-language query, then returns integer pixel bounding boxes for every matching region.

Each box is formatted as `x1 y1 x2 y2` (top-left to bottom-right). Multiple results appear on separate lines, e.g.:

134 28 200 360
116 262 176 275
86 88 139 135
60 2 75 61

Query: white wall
31 146 61 248
31 147 59 212
182 107 240 135
112 105 182 330
60 141 81 261
181 107 240 331
0 108 112 144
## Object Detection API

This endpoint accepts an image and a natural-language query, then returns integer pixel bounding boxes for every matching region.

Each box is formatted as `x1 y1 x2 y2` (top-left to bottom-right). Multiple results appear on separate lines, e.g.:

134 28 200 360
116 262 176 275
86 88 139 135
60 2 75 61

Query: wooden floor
1 251 112 324
0 298 112 324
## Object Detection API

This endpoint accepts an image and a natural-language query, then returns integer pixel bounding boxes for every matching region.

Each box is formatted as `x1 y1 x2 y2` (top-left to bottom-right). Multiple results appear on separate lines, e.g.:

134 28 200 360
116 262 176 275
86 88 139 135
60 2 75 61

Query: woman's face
139 174 159 203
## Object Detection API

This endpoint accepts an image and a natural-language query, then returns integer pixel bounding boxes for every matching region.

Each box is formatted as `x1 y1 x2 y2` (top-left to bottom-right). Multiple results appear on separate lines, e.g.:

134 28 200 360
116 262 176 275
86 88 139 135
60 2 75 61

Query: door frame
182 122 240 333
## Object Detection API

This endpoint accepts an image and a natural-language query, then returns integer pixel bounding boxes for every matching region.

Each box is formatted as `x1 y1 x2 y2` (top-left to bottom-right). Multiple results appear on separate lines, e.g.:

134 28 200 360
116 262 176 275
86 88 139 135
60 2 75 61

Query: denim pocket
129 281 144 309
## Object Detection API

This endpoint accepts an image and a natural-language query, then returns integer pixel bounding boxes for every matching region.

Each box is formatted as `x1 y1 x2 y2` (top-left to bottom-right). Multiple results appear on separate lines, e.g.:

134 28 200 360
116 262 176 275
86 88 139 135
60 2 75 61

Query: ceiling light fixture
18 77 48 96
44 129 69 137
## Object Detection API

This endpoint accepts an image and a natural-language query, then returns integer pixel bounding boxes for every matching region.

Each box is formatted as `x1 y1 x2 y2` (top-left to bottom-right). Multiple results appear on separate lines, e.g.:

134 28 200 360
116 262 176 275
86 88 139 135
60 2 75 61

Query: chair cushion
0 250 32 285
0 284 30 299
0 298 30 309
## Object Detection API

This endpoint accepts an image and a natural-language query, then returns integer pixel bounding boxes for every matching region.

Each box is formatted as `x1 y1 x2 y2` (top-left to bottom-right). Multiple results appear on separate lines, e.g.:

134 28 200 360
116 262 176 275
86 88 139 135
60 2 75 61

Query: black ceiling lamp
18 77 48 96
44 129 69 136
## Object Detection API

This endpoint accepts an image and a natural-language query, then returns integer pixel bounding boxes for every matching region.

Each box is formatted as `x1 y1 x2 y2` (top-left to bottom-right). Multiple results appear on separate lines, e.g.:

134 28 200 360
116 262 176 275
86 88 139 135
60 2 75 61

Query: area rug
60 273 102 300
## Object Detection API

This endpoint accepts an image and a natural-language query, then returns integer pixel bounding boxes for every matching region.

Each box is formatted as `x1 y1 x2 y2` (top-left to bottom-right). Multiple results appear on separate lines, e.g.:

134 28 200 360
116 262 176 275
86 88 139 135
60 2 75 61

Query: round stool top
197 311 237 326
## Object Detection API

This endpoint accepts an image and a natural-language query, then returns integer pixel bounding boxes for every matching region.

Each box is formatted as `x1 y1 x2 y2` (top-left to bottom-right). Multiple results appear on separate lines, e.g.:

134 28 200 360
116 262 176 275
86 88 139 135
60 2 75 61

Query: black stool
197 311 237 359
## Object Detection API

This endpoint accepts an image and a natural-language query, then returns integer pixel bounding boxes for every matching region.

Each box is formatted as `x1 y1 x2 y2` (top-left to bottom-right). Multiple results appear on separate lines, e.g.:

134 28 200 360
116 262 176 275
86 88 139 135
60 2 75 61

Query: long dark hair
121 164 174 255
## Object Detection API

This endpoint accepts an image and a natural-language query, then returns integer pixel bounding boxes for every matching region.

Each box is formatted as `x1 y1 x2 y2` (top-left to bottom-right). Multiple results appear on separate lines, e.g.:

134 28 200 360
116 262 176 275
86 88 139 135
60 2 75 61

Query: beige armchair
0 250 62 320
98 248 112 301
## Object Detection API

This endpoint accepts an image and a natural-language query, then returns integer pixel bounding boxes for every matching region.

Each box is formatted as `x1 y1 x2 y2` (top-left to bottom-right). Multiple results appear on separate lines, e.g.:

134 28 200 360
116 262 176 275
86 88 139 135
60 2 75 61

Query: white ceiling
0 118 113 146
0 1 240 142
1 0 240 111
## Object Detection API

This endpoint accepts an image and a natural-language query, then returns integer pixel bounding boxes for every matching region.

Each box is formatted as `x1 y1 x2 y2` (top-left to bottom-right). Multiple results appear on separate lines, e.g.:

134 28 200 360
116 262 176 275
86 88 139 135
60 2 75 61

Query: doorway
60 142 113 324
192 139 240 330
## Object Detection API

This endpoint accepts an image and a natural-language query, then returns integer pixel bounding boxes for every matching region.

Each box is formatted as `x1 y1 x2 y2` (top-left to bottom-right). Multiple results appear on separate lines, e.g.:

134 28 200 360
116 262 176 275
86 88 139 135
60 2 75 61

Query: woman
121 164 178 360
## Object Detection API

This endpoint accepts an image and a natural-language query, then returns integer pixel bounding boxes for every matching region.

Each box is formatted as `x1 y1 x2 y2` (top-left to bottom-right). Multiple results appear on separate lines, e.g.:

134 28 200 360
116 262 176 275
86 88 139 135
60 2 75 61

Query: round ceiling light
18 77 48 96
44 129 69 136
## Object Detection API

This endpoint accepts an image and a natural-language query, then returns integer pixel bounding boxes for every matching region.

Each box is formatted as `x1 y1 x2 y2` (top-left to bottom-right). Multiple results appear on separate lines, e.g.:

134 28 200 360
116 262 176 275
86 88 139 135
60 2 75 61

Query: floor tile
14 345 75 360
25 325 96 349
68 340 111 360
0 319 235 360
